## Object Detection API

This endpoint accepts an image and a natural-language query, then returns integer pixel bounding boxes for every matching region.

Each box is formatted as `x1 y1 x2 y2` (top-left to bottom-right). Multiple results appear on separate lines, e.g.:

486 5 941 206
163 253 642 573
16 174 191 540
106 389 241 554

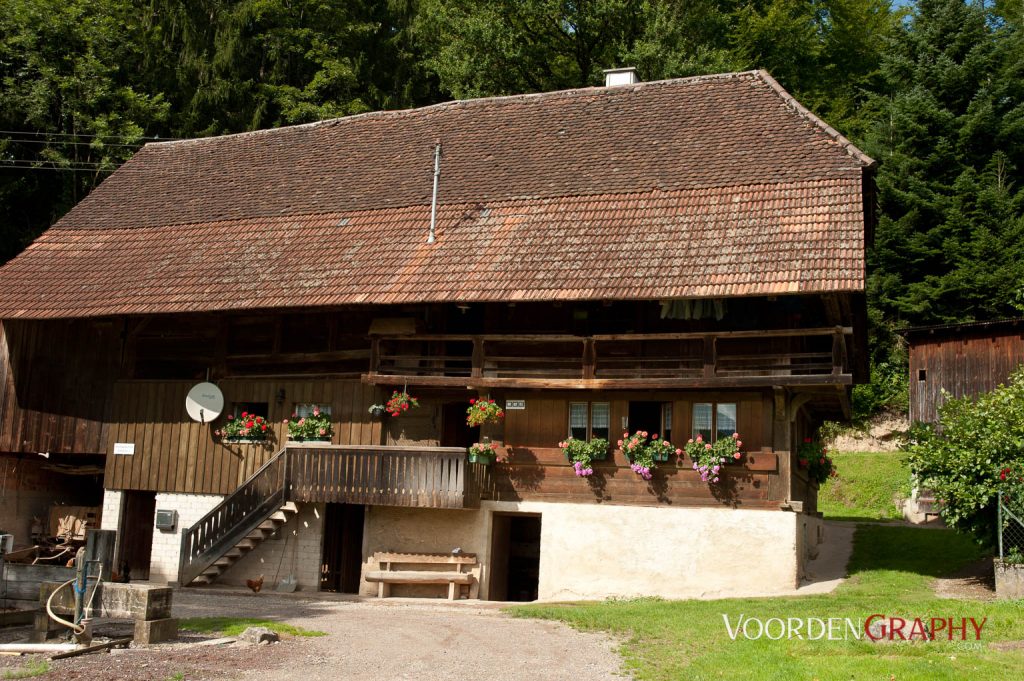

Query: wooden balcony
286 444 489 509
364 327 853 389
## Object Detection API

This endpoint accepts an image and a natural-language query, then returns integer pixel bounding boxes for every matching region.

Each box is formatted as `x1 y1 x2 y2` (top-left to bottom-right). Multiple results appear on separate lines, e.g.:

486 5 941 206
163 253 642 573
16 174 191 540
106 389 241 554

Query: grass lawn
818 451 912 521
178 617 326 637
510 526 1024 680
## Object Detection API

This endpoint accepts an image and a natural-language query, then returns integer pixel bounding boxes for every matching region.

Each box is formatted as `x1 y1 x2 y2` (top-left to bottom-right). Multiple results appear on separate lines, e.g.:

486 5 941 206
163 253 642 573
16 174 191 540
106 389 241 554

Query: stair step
224 547 244 558
269 511 290 522
191 576 213 585
201 566 223 577
213 557 235 567
258 520 281 531
237 538 260 549
281 502 298 512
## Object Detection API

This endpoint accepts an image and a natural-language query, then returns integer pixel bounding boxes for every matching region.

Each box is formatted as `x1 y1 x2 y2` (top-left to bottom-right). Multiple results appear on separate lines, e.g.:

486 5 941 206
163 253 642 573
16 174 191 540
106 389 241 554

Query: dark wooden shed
905 318 1024 423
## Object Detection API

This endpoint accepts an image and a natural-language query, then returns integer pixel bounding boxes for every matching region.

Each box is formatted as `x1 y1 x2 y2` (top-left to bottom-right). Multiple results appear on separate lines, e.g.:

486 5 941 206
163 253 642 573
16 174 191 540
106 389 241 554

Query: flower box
468 441 498 464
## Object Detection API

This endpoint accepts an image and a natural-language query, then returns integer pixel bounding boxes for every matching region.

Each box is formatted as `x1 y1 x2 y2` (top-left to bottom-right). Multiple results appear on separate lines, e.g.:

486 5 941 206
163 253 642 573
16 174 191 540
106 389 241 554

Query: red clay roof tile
0 71 870 319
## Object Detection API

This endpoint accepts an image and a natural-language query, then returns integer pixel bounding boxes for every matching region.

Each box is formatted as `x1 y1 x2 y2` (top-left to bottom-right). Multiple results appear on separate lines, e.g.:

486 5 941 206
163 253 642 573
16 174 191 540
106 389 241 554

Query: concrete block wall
100 490 122 531
149 492 223 584
219 502 324 592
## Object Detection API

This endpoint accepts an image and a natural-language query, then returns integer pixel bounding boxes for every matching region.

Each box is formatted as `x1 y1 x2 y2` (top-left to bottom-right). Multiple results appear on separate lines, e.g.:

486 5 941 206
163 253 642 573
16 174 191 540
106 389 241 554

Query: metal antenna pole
428 143 442 244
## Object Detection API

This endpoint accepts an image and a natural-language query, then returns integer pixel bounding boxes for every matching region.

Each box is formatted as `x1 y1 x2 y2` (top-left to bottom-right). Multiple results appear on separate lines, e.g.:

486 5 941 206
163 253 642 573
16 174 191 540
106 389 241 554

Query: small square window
294 403 331 418
569 402 588 440
692 403 713 441
917 369 927 382
233 402 268 419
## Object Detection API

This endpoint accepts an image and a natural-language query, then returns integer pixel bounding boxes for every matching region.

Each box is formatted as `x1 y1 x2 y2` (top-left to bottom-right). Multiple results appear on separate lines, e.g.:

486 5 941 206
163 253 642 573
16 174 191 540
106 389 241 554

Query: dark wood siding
104 379 382 494
0 320 119 455
909 330 1024 423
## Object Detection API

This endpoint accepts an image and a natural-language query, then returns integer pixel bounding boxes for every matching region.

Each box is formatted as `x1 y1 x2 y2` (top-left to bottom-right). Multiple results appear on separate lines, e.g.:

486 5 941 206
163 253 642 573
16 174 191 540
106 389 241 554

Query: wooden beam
362 373 853 390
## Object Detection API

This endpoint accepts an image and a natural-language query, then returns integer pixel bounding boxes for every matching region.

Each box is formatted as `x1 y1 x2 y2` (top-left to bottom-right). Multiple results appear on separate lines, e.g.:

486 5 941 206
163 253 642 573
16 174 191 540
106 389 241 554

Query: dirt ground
0 590 624 681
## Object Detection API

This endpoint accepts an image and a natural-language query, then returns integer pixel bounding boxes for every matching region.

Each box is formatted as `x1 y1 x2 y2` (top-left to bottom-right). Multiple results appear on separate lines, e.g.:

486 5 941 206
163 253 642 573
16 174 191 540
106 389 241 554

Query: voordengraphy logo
722 615 987 642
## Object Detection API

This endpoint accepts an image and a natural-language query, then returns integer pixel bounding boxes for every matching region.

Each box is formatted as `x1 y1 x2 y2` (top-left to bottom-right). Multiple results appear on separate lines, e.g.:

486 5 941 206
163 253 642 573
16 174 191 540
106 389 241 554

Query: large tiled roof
0 70 872 319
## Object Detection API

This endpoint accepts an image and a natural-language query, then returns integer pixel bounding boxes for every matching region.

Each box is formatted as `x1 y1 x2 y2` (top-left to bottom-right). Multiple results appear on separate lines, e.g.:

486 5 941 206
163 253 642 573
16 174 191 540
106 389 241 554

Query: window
692 402 737 442
568 402 610 440
661 402 673 443
591 403 610 440
233 402 268 419
917 369 927 382
294 403 331 418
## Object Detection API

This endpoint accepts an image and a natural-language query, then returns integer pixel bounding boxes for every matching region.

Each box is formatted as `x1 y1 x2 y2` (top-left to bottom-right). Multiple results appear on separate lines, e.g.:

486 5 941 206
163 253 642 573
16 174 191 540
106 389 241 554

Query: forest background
2 0 1022 419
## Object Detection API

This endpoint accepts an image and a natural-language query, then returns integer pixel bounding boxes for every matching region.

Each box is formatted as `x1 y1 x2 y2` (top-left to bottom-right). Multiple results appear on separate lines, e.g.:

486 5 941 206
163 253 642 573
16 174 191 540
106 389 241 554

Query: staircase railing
178 444 489 586
178 447 289 586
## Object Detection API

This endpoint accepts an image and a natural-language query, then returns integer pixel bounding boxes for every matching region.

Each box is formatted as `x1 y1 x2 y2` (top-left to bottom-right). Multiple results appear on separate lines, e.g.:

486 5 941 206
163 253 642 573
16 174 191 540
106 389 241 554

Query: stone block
134 617 178 644
995 559 1024 599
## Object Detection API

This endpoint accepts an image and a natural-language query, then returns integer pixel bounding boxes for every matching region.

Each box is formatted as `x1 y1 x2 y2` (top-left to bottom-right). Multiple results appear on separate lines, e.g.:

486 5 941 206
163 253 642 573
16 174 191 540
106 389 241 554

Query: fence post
998 498 1004 560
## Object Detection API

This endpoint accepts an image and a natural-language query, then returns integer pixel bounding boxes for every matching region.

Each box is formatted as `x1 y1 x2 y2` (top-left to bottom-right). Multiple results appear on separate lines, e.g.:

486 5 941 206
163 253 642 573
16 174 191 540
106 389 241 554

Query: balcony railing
364 327 852 389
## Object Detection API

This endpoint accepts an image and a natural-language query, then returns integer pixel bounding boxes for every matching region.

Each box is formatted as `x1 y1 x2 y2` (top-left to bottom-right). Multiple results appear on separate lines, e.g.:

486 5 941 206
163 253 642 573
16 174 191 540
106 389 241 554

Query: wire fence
998 497 1024 562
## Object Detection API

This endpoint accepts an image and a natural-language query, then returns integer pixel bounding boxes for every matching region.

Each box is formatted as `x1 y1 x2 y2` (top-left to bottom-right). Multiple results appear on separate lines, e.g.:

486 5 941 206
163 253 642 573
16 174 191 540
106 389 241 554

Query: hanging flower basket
386 391 419 417
559 437 609 477
685 432 742 484
618 431 680 480
284 406 333 442
468 441 498 464
466 398 505 427
216 412 271 442
368 404 387 419
798 437 835 484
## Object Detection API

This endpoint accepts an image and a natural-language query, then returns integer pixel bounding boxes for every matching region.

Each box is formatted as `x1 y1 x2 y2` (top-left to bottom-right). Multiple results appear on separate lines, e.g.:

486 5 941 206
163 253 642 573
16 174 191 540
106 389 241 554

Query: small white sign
113 442 136 456
506 400 526 410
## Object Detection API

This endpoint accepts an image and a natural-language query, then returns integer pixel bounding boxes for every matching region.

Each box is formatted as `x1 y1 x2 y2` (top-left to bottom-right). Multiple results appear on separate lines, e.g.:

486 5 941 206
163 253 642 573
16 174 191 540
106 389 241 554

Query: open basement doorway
489 513 541 601
320 503 365 593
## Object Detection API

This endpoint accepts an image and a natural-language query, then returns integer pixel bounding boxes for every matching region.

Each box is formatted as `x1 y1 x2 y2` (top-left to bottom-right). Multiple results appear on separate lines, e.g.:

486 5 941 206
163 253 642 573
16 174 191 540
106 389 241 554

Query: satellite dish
185 382 224 424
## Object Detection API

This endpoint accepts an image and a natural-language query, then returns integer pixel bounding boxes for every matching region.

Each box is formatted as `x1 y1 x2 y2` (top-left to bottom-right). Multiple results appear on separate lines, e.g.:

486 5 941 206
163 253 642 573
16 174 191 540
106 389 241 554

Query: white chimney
603 67 639 87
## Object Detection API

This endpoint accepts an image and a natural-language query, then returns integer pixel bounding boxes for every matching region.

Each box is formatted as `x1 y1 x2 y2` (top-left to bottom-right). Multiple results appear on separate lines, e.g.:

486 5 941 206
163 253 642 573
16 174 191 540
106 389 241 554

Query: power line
0 129 178 141
0 137 146 149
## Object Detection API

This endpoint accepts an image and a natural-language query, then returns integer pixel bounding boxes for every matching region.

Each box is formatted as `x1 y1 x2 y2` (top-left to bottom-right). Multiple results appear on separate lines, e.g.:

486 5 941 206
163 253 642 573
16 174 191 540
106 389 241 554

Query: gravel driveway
178 590 624 681
0 590 623 680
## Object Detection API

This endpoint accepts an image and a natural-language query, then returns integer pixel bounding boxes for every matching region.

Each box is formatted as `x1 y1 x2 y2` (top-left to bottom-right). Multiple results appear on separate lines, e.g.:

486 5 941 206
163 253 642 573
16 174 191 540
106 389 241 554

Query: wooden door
320 503 365 593
118 490 155 581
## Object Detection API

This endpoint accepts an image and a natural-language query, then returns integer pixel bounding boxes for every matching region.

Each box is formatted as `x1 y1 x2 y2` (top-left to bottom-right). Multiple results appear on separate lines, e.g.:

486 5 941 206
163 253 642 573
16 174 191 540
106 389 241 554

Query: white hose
45 565 103 635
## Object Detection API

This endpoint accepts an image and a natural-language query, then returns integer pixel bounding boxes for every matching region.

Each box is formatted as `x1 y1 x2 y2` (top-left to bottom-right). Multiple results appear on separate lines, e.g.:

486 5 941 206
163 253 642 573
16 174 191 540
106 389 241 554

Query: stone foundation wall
361 501 801 601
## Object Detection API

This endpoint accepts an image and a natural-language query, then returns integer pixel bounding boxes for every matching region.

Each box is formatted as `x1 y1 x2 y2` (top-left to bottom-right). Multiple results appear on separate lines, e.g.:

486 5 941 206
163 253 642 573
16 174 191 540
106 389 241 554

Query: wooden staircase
190 502 298 585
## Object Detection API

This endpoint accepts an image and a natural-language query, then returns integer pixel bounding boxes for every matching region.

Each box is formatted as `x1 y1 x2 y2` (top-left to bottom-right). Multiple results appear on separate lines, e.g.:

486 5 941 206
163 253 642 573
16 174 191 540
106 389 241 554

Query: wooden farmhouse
0 70 874 601
905 318 1024 424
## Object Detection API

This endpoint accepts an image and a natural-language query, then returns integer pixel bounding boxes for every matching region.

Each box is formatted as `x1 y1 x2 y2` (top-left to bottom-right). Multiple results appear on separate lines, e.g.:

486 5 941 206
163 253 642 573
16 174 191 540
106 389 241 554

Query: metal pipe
427 143 441 244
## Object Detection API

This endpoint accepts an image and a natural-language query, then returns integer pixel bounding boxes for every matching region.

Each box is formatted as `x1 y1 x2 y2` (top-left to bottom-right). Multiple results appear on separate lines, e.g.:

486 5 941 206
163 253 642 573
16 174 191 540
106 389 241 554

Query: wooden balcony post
471 337 484 378
831 327 844 376
368 337 380 376
582 339 595 380
702 335 716 379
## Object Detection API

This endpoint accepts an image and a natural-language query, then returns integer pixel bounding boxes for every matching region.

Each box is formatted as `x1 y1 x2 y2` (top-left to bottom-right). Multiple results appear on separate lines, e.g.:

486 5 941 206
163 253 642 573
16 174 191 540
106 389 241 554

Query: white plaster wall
218 502 324 592
361 501 801 601
149 493 223 584
510 501 800 600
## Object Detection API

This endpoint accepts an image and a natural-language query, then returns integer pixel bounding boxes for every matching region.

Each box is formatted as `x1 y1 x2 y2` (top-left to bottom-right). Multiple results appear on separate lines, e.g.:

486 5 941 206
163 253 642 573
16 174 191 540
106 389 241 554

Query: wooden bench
365 552 477 600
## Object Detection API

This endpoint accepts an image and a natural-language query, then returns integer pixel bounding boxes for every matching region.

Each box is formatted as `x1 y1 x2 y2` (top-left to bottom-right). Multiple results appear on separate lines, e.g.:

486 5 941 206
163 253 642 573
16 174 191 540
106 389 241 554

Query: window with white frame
293 403 331 418
569 401 610 440
692 402 737 442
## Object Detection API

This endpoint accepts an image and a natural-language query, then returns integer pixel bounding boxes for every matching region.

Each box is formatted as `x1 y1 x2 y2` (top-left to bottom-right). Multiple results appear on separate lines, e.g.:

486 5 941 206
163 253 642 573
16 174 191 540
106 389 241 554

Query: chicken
246 575 265 593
